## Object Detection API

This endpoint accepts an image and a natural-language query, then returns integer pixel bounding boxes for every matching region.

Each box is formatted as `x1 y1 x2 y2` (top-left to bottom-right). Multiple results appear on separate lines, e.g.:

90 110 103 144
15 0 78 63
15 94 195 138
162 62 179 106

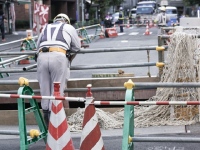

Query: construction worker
36 13 81 128
118 7 124 33
154 6 170 35
154 6 170 27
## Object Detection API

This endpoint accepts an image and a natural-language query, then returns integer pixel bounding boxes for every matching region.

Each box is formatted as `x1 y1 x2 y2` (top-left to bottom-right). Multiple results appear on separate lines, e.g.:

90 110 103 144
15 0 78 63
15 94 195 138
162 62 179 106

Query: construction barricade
77 24 105 44
0 77 86 150
19 30 37 65
105 27 118 38
0 77 48 150
90 80 200 150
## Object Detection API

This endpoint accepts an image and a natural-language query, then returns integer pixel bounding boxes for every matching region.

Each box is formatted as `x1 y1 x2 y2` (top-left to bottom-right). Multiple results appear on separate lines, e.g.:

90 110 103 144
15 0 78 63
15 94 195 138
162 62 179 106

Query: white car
131 8 137 19
112 12 120 24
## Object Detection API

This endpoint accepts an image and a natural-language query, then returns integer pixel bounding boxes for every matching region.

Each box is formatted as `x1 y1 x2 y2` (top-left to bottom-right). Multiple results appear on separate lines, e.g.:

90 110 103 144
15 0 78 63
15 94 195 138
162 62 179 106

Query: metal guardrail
0 46 167 56
0 55 29 65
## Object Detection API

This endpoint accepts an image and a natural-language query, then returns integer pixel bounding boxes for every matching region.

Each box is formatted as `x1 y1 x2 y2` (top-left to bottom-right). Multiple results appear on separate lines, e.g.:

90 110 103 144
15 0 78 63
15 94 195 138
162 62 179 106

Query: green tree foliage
89 0 124 20
182 0 200 6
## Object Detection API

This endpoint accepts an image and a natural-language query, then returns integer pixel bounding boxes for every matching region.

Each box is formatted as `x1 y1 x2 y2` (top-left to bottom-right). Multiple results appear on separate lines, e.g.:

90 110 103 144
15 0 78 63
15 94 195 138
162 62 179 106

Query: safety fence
87 80 200 150
1 78 200 149
0 77 86 150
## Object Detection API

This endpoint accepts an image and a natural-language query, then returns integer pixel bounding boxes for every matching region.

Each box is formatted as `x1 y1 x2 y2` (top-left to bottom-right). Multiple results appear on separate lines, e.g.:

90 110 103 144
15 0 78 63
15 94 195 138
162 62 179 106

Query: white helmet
119 7 123 10
53 13 70 24
160 7 166 12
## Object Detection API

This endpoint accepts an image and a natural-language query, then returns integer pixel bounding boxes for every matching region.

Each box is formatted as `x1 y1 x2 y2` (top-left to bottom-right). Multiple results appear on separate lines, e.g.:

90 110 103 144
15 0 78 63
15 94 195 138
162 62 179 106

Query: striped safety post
80 84 105 150
46 82 75 150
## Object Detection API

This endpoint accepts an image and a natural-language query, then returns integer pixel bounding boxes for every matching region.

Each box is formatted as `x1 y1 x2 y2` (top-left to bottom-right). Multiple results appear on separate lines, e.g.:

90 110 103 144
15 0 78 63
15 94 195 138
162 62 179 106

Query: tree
110 0 125 13
87 0 124 20
182 0 200 6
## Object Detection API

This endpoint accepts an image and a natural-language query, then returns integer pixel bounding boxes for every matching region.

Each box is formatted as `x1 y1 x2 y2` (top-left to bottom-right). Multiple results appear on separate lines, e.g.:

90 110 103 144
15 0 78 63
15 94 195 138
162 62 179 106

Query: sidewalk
0 30 35 51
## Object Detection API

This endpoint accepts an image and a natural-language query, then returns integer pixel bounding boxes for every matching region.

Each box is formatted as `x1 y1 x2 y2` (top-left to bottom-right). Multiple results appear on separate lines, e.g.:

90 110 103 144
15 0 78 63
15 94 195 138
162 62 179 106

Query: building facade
14 0 77 22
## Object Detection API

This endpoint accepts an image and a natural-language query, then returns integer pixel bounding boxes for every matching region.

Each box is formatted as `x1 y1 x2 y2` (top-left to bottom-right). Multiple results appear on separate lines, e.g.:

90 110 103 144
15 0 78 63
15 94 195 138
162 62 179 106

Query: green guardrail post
17 77 47 150
79 27 91 44
94 24 103 40
122 79 135 150
20 37 36 51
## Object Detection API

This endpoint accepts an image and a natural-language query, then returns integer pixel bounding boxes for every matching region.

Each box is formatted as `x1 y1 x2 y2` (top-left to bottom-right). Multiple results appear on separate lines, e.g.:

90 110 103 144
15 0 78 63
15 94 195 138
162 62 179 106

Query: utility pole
77 0 80 21
131 0 133 8
29 3 32 29
81 0 84 22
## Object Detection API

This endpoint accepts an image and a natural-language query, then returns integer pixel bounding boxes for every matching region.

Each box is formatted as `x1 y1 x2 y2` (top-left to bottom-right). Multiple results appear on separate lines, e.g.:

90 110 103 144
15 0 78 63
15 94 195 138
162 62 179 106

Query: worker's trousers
37 51 70 111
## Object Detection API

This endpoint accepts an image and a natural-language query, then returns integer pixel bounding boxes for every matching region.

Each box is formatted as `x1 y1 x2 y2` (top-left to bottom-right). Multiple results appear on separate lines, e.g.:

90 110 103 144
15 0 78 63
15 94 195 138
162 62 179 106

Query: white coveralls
155 12 170 35
36 22 81 111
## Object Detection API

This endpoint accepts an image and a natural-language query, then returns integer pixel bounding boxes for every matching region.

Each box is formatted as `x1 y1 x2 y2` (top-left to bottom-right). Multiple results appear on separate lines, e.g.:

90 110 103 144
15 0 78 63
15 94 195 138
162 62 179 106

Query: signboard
15 0 31 4
160 0 168 6
105 28 118 38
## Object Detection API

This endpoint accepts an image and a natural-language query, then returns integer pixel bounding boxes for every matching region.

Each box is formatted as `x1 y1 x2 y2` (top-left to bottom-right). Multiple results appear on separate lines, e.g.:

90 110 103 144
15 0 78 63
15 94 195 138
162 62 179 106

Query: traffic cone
46 82 75 150
144 24 150 35
80 84 105 150
149 20 153 28
126 19 130 28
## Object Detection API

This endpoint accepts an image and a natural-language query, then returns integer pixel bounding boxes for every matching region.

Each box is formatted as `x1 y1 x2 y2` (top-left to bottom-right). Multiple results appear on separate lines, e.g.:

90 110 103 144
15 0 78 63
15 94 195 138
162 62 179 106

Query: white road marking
121 40 128 42
118 33 126 36
129 32 139 35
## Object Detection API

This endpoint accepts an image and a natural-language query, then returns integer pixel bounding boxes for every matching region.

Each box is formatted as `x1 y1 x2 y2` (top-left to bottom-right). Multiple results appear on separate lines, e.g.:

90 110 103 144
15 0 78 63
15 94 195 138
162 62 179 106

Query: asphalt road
1 133 200 150
0 25 160 80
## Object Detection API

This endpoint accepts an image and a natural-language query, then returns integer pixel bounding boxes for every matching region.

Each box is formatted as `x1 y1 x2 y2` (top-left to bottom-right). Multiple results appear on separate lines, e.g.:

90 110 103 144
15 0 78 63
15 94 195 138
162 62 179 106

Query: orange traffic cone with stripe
144 24 150 35
80 84 105 150
46 82 75 150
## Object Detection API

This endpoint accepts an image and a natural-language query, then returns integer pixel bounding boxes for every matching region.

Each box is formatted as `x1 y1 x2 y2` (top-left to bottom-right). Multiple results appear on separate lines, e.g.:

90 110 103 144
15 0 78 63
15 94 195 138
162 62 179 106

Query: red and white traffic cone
144 24 150 35
126 19 130 28
149 20 153 28
46 82 75 150
80 84 105 150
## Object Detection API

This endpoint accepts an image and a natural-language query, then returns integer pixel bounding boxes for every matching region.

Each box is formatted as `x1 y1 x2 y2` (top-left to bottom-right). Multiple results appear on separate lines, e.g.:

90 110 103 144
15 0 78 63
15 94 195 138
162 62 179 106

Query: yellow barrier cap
27 36 32 40
124 79 135 89
29 129 40 138
18 77 29 86
156 46 165 51
156 62 165 68
128 136 132 144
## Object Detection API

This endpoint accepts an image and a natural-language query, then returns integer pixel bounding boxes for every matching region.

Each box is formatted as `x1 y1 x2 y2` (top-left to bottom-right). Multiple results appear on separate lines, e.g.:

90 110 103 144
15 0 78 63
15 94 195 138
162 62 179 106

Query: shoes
2 39 5 42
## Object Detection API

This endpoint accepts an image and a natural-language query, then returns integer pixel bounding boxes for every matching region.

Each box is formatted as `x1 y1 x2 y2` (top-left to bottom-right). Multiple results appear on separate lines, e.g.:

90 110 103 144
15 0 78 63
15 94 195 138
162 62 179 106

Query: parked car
112 12 120 24
131 8 137 18
136 6 156 24
136 6 155 15
137 1 160 10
